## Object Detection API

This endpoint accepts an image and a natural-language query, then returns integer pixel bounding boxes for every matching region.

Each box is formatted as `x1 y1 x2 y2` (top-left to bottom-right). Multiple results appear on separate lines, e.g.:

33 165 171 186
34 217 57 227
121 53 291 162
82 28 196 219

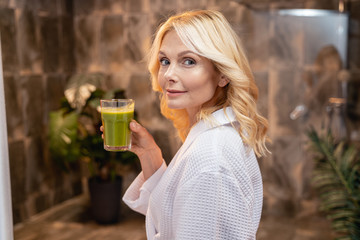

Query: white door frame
0 34 14 240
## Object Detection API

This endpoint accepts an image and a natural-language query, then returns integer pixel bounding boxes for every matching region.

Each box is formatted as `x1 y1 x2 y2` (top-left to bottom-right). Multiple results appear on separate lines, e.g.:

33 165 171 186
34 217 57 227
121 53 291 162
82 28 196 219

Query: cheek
188 78 218 102
157 70 166 89
191 72 219 93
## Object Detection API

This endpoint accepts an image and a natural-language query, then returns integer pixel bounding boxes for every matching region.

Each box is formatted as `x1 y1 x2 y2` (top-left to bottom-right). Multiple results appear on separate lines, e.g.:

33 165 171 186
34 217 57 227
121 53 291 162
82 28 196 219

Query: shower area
260 8 353 217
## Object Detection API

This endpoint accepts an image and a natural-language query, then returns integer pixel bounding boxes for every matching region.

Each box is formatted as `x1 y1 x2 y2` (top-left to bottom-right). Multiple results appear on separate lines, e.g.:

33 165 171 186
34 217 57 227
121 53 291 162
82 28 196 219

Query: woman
123 10 269 239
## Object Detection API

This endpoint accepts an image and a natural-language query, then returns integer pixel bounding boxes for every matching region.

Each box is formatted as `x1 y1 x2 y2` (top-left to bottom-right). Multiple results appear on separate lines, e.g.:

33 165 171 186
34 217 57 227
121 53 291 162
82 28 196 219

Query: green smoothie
101 109 134 151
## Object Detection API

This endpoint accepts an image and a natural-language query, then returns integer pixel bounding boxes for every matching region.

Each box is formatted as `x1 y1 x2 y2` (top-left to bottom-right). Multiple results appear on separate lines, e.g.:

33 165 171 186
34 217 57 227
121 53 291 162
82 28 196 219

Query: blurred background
1 0 360 239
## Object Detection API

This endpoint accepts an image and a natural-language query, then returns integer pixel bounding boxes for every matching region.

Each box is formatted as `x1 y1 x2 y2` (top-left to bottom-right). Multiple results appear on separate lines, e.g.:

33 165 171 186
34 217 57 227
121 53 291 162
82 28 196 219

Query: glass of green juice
100 99 135 151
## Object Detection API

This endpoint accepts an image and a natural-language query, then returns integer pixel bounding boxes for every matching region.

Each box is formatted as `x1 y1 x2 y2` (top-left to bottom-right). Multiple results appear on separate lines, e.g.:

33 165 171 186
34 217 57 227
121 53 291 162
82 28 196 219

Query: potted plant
48 73 139 224
307 128 360 239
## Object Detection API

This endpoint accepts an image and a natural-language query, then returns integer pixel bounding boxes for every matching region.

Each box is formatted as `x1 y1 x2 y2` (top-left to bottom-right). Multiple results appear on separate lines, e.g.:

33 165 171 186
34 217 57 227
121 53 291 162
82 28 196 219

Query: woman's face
158 30 223 118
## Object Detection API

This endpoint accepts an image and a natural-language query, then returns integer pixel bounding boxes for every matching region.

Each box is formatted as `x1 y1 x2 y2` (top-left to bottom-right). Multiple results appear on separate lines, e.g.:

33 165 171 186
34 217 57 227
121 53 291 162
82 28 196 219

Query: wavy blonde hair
148 10 269 157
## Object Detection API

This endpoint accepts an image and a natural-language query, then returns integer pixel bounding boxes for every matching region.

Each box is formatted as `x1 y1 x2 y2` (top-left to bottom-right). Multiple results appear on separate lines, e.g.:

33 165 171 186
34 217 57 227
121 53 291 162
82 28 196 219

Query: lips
166 89 187 97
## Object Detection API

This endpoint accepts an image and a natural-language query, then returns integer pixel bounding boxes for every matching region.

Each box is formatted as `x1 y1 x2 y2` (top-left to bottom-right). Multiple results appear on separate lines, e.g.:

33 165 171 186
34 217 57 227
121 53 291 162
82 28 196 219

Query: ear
218 75 229 87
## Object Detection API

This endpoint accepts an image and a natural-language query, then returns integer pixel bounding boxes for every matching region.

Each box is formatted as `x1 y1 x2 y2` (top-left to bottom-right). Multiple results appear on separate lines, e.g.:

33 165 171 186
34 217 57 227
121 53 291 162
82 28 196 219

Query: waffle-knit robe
123 107 263 239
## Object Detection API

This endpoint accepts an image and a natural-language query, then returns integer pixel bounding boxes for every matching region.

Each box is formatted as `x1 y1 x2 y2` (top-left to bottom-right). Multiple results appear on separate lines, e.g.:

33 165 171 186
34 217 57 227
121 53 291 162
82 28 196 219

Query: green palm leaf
307 128 360 239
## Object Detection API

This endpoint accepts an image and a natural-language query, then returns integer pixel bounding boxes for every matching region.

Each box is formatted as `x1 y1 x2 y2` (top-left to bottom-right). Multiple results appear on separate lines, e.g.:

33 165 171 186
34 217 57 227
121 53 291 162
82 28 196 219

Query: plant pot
88 175 123 224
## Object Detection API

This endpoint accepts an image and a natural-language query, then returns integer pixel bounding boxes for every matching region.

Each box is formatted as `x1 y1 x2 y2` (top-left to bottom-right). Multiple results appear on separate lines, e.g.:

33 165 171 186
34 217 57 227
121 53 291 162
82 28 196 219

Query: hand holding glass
100 99 135 151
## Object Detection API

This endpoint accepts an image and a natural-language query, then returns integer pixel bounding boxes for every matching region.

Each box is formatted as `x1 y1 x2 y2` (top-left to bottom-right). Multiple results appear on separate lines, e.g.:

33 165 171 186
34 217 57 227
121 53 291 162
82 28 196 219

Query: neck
186 107 200 127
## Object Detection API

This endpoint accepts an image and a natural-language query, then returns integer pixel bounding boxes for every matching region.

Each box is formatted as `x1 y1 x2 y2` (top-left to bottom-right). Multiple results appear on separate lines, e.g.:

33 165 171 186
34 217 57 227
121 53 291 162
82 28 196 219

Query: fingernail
130 121 137 130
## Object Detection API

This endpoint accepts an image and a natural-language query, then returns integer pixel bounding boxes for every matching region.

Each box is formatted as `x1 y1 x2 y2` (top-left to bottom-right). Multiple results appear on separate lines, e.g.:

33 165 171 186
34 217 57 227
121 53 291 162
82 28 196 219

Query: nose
163 63 178 83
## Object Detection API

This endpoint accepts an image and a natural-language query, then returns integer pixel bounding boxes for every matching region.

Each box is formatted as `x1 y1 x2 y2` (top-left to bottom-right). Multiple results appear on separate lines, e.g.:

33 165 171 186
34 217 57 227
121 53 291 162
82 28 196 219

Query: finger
130 120 148 137
100 126 104 132
129 120 139 131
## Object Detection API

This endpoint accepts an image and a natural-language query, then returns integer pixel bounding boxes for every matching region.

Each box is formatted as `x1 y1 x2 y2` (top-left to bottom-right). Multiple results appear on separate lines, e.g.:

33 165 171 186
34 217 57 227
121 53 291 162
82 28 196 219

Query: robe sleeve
172 171 257 240
122 160 167 215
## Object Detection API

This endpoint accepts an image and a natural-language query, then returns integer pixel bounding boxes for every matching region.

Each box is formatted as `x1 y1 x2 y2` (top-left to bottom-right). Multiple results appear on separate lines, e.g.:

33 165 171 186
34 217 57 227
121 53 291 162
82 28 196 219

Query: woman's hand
100 121 163 180
129 120 164 180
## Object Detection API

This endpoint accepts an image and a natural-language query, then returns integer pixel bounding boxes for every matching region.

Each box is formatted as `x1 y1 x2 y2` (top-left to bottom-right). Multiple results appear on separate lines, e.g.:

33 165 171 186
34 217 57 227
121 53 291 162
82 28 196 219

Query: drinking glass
100 99 135 151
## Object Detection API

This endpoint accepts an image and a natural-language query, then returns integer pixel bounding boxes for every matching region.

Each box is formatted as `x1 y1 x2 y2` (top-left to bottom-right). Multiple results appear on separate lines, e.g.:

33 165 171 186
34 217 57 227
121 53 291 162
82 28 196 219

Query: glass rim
100 99 134 103
100 99 135 109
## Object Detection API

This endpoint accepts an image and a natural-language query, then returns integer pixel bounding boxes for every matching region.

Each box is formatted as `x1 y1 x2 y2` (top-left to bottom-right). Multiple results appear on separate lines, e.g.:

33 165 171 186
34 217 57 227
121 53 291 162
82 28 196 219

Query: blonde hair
148 10 269 157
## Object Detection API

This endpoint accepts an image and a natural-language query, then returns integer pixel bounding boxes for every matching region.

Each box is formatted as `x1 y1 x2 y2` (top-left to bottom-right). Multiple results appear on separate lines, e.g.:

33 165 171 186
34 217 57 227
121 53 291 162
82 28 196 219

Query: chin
167 104 184 110
166 101 185 110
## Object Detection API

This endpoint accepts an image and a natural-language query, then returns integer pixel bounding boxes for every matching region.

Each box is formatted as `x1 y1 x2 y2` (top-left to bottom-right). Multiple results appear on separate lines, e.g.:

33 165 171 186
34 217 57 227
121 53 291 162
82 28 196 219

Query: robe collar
170 107 237 165
186 106 236 143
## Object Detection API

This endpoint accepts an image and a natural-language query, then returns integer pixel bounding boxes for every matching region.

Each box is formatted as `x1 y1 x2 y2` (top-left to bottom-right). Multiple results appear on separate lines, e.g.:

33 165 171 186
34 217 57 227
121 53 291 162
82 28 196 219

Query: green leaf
312 174 341 188
49 109 80 170
340 148 357 177
334 141 345 165
328 210 356 220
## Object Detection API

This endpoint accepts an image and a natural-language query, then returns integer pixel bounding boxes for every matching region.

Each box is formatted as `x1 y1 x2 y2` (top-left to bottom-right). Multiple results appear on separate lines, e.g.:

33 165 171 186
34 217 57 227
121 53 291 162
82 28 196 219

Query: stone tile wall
1 0 81 224
1 0 359 224
349 0 360 69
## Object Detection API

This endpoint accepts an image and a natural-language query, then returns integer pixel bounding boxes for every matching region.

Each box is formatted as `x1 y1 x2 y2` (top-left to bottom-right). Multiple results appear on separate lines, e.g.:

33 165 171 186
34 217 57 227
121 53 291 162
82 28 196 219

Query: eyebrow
158 50 196 57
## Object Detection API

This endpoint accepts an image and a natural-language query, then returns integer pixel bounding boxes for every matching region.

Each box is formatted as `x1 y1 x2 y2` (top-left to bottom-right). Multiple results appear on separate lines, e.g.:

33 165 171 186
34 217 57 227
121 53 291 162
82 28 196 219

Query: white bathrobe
123 107 263 239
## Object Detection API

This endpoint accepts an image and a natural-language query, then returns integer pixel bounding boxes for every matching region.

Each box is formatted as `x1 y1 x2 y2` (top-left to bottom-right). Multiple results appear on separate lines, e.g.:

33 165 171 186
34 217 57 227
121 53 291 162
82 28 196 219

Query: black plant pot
88 175 123 224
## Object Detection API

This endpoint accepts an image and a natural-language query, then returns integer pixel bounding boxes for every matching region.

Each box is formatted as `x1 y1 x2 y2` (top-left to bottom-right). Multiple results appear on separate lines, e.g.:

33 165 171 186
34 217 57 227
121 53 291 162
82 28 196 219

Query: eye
160 58 170 66
183 58 196 66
